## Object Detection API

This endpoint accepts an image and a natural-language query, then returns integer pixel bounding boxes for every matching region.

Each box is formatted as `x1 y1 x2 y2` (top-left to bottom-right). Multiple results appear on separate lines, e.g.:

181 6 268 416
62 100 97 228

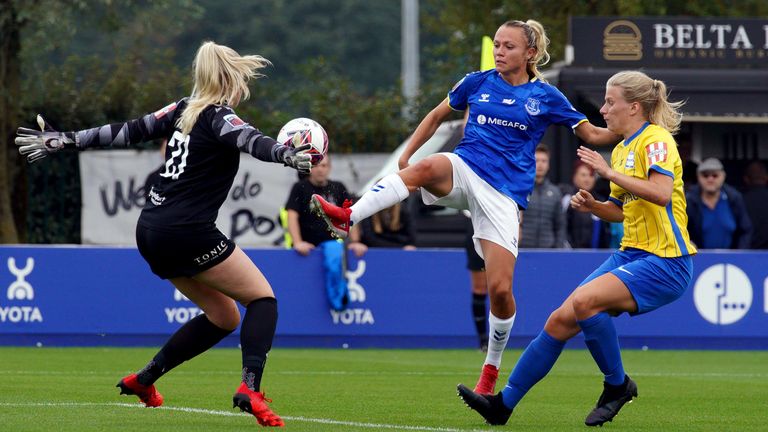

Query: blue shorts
579 248 693 315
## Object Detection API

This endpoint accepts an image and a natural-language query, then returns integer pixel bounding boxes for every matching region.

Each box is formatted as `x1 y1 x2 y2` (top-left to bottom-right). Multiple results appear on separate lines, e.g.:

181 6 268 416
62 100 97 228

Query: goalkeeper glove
281 143 312 174
15 115 77 163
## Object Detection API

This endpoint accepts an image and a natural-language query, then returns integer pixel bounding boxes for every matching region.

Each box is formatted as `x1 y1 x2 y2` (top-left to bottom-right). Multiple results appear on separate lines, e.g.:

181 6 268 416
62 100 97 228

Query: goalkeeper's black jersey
76 99 287 231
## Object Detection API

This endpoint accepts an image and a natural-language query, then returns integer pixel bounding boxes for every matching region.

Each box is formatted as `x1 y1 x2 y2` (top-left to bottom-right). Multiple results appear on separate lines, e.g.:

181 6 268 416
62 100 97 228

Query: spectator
358 198 417 249
285 155 366 310
561 161 610 248
742 160 768 249
520 144 566 248
676 133 698 191
686 157 752 249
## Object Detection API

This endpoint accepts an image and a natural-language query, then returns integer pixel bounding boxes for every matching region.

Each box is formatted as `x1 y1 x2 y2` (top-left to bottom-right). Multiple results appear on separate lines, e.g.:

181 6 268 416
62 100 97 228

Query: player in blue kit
457 70 696 427
311 19 619 394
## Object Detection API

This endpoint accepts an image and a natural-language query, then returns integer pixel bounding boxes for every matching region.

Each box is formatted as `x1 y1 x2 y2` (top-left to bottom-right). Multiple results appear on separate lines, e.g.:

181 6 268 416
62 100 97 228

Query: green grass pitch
0 347 765 431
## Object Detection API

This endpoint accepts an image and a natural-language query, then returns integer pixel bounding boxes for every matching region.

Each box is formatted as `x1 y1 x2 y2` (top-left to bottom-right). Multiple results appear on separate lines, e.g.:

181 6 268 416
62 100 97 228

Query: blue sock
578 312 625 386
501 331 565 410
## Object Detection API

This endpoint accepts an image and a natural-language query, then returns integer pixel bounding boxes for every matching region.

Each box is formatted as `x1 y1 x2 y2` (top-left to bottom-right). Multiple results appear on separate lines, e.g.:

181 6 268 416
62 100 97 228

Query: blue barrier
0 246 766 349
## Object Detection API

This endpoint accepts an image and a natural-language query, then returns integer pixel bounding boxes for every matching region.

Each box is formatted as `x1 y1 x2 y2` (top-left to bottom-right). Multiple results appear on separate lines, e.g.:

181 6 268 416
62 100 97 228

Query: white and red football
276 117 329 166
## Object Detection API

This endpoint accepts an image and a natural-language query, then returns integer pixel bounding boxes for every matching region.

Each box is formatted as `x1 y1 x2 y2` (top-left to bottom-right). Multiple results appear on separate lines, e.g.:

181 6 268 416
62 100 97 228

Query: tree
2 0 200 243
0 0 24 242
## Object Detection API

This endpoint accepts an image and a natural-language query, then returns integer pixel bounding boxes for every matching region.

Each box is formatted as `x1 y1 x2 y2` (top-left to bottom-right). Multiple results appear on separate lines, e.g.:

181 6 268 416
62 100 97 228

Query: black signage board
570 17 768 68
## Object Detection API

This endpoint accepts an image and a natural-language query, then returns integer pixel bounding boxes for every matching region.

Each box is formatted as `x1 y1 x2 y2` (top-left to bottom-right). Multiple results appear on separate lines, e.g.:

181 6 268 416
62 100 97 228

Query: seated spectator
285 155 366 310
742 160 768 249
520 144 565 248
561 161 610 248
686 157 752 249
358 198 416 250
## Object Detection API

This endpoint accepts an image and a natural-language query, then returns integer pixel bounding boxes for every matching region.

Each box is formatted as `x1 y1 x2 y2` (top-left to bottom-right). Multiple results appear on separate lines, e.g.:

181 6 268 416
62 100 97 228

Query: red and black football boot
116 373 163 407
310 195 352 238
233 382 284 427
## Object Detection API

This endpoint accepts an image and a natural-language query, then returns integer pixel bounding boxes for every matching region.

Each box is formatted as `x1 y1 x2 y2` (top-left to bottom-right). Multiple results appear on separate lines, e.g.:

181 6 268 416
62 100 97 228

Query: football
276 117 329 166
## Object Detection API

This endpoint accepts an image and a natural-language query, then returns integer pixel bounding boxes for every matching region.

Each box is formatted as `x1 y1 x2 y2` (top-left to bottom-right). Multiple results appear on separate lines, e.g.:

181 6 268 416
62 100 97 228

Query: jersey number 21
160 131 190 180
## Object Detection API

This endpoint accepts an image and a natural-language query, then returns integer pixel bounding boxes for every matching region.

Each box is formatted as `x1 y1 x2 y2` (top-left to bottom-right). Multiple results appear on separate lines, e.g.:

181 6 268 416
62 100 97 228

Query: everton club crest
525 98 541 115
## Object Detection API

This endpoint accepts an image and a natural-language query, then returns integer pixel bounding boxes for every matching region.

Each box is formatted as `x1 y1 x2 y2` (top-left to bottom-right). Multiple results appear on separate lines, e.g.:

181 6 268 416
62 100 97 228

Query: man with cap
685 157 752 249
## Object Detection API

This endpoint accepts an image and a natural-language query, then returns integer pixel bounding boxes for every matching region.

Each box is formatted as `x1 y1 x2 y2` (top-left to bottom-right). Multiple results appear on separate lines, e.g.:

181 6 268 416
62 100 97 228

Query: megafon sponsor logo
330 260 374 325
1 257 43 323
164 289 203 324
476 114 528 130
693 264 752 325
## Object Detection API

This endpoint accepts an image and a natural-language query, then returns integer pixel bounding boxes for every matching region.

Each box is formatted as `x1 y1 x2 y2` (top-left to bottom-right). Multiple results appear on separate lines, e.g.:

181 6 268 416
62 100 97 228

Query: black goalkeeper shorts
136 223 236 279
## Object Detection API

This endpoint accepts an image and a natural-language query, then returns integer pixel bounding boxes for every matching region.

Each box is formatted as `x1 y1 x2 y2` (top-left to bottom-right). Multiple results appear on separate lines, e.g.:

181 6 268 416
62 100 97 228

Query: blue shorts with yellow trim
579 248 693 315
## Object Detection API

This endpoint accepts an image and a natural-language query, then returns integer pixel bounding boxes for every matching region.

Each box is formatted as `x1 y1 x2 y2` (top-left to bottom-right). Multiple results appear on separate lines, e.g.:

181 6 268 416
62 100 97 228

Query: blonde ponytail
501 19 551 82
607 71 684 135
177 41 271 135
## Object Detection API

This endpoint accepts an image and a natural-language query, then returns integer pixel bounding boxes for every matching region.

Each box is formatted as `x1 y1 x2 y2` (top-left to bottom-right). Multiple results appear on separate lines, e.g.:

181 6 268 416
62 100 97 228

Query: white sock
350 174 409 224
484 312 516 368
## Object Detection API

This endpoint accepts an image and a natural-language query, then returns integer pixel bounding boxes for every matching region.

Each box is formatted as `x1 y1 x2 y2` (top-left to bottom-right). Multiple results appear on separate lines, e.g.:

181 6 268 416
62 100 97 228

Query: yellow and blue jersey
447 70 587 209
607 122 697 257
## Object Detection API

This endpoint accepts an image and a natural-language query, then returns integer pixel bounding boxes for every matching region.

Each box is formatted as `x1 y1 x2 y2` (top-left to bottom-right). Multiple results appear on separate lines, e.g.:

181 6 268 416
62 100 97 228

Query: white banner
80 151 388 247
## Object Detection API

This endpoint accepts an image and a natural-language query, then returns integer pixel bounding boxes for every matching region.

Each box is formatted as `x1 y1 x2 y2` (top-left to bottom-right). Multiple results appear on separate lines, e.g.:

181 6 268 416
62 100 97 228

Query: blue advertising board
0 246 765 349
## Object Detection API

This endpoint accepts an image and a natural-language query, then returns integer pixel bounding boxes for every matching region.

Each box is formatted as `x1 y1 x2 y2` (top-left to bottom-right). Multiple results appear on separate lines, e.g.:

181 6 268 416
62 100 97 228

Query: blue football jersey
448 70 587 209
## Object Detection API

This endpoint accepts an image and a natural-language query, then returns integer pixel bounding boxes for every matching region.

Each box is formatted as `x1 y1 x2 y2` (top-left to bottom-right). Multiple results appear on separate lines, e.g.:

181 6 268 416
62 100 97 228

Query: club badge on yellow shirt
625 151 635 169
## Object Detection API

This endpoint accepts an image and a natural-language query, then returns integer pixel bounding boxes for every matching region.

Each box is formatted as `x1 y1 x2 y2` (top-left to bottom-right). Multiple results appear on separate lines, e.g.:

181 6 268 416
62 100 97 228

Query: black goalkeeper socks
137 313 234 386
240 297 278 391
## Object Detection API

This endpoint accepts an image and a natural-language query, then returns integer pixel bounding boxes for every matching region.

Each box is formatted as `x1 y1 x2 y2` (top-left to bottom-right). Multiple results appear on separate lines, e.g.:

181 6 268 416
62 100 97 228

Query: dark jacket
359 203 416 248
743 186 768 249
561 185 611 249
520 179 566 248
686 184 753 249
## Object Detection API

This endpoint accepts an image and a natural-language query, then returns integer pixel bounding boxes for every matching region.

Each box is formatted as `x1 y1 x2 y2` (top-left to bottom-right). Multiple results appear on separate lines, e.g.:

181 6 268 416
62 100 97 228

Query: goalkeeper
16 41 311 427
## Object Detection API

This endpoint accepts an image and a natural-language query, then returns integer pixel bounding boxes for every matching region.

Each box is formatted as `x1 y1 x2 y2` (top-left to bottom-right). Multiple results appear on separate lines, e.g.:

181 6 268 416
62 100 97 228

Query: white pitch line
0 370 471 376
0 402 488 432
0 370 765 378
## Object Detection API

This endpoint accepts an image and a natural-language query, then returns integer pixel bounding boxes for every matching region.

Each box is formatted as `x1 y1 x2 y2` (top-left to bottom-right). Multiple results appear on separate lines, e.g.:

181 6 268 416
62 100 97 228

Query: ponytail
607 71 684 134
501 19 551 82
177 41 271 135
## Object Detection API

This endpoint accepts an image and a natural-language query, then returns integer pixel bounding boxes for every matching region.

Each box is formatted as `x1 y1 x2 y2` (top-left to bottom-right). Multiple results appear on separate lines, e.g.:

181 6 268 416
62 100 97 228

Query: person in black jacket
15 41 312 427
686 158 752 249
358 198 417 249
742 160 768 249
561 161 610 249
285 156 366 311
519 144 566 248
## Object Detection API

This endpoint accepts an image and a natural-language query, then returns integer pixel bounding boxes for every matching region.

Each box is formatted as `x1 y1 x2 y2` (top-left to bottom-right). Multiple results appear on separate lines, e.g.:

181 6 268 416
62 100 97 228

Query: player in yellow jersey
458 71 695 427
